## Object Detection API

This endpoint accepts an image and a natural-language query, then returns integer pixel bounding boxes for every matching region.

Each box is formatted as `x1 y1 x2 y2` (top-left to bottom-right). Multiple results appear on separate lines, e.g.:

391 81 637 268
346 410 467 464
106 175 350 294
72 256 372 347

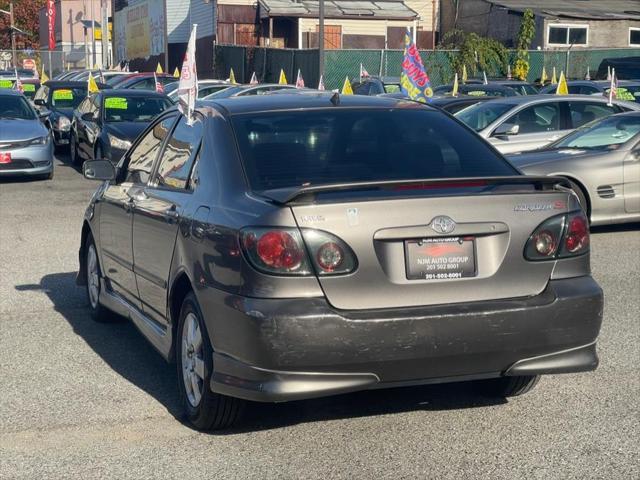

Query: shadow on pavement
590 222 639 234
18 271 507 433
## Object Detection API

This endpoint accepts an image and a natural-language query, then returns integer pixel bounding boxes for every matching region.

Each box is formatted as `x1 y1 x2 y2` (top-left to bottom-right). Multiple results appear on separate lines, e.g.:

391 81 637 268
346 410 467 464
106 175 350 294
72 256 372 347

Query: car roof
43 81 90 88
200 92 434 115
100 89 168 98
0 88 23 96
480 94 630 105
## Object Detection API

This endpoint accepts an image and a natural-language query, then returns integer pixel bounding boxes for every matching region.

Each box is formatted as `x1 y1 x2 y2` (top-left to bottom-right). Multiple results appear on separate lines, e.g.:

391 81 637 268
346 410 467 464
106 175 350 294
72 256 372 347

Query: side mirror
494 123 520 136
34 98 46 107
83 159 116 181
38 110 51 121
81 112 97 122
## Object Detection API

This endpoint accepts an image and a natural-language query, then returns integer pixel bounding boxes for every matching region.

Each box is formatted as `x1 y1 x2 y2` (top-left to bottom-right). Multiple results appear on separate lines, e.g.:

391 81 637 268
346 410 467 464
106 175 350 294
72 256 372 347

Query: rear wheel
177 292 244 430
476 375 540 398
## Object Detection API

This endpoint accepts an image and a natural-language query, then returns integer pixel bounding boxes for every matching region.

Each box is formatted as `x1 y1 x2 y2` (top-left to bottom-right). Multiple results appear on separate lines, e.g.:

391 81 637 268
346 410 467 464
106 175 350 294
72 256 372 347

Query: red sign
0 153 12 164
22 59 36 71
47 1 56 51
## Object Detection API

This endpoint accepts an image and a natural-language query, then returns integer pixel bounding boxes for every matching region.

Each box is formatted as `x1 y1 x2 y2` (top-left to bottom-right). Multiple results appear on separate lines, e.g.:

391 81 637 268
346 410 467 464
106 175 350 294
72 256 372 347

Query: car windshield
552 115 640 149
103 96 172 122
0 95 36 120
204 86 244 99
232 109 517 191
106 75 130 86
605 85 640 103
455 101 514 131
50 87 86 109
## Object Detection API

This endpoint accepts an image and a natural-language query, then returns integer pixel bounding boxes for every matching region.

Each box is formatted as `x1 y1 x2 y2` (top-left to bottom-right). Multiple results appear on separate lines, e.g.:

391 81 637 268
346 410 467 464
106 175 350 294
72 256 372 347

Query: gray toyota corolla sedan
0 89 54 179
77 94 603 430
507 112 640 226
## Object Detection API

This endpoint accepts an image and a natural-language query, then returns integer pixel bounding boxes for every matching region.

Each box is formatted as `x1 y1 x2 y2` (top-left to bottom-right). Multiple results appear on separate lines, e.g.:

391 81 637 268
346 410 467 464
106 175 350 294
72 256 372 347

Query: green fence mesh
213 45 640 90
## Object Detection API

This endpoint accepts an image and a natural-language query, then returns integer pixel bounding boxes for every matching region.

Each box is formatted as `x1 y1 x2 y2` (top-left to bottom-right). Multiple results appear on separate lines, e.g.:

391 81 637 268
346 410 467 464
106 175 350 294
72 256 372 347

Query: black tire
70 134 79 166
476 375 541 398
567 179 589 218
84 235 112 322
177 292 244 430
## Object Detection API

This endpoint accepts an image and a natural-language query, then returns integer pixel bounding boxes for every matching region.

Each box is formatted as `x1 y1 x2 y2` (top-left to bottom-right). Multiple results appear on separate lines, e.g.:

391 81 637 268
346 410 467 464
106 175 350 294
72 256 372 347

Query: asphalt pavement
0 154 638 479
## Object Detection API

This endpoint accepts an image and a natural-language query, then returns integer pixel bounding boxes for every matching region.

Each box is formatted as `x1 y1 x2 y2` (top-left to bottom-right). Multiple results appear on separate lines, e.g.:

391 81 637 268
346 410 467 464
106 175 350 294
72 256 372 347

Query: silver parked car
0 89 54 179
455 95 640 154
77 94 602 430
507 112 640 226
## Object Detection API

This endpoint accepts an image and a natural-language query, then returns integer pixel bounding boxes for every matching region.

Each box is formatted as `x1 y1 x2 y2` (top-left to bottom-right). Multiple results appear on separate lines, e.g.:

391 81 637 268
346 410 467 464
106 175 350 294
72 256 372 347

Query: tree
0 0 47 50
513 9 536 81
440 29 509 80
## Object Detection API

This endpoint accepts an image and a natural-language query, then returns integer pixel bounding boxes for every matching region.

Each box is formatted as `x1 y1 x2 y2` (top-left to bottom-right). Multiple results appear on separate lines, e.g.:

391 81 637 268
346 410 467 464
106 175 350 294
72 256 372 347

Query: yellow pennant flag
540 66 548 85
451 72 459 97
556 71 568 95
341 76 353 95
173 67 180 78
88 72 100 93
462 64 468 84
551 67 557 85
156 62 163 74
278 69 288 85
229 68 237 85
40 64 49 83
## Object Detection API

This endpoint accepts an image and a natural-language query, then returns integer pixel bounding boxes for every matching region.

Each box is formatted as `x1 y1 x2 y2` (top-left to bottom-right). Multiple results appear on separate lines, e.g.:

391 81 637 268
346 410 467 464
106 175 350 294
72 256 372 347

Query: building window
630 28 640 47
547 24 588 46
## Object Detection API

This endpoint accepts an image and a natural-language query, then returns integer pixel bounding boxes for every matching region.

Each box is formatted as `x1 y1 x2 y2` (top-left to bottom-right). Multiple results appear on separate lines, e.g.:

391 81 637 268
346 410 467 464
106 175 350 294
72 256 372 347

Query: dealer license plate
405 237 476 280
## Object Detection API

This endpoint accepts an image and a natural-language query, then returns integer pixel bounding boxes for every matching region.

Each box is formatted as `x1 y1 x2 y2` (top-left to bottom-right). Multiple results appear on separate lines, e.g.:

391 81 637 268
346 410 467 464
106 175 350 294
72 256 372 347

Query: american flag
607 68 617 106
295 69 305 88
359 63 370 80
154 73 164 93
14 69 23 93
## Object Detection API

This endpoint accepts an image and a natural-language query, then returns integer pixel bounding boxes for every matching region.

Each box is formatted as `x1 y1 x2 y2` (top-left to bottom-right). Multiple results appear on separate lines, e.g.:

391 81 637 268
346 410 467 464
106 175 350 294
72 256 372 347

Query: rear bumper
204 276 603 402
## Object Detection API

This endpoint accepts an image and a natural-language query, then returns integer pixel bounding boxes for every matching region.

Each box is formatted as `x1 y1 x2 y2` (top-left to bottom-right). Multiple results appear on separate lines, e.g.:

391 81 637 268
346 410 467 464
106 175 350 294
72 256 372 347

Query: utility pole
318 0 324 78
9 3 16 68
91 0 96 67
101 0 108 68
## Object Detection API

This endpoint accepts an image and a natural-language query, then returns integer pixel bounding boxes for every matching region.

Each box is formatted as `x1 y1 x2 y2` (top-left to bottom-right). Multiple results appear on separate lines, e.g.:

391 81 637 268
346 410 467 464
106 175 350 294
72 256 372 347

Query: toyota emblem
430 216 456 234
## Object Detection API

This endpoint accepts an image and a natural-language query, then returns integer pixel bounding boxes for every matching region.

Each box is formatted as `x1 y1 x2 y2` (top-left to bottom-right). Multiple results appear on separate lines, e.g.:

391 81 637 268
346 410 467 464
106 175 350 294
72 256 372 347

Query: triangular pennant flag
551 67 557 85
483 71 488 85
156 62 163 74
278 69 288 85
359 63 370 80
229 68 237 85
40 64 49 83
462 64 468 84
249 72 258 85
451 72 459 97
540 66 547 85
607 68 617 106
295 69 305 88
341 76 353 95
88 72 100 93
317 75 325 91
555 71 568 95
173 67 180 78
507 64 512 80
154 72 164 93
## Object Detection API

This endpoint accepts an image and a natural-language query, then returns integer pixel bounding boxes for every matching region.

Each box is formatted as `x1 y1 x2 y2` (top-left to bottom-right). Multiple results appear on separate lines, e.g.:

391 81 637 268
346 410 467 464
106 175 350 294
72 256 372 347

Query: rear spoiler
258 176 571 204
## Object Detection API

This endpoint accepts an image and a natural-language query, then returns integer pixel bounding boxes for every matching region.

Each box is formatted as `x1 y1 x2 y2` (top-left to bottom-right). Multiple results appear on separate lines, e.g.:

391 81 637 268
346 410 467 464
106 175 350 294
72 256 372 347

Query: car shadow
18 271 507 433
591 222 639 234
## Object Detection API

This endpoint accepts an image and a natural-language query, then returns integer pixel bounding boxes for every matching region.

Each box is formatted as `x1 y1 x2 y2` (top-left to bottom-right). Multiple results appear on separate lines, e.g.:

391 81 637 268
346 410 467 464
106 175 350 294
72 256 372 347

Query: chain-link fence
0 50 70 78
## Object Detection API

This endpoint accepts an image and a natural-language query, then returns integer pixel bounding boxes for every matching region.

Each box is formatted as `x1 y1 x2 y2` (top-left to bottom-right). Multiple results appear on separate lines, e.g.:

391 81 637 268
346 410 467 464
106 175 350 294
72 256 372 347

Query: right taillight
300 229 358 276
524 211 589 261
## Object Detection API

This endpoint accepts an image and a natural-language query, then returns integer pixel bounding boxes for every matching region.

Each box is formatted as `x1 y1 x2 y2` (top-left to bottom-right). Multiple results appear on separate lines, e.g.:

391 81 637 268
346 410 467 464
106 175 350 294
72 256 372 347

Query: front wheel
85 236 112 322
177 292 244 430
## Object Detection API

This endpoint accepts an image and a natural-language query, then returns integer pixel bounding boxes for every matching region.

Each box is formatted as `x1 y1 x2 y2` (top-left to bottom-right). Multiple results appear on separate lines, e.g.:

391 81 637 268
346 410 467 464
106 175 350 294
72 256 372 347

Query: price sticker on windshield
105 97 128 110
0 79 13 88
467 90 487 96
23 84 36 92
53 89 74 100
610 87 635 102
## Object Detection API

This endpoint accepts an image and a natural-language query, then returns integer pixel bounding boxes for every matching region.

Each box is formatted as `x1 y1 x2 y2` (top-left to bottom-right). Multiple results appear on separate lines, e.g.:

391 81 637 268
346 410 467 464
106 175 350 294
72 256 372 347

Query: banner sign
47 0 56 50
400 27 432 103
114 0 165 63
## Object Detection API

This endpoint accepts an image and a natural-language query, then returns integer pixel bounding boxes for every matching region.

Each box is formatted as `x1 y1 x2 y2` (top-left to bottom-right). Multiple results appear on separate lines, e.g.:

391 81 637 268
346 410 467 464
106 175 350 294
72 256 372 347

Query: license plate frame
405 237 477 281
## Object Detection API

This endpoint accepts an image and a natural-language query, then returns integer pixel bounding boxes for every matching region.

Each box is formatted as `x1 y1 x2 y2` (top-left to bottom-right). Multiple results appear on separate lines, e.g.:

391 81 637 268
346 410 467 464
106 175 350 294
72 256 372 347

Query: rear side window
232 109 517 191
568 101 620 128
456 102 514 131
501 102 561 134
125 115 176 184
154 116 203 190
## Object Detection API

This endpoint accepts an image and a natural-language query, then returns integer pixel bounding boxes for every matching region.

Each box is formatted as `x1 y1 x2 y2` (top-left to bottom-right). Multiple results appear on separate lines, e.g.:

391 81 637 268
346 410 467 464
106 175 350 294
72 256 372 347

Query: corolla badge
430 215 456 234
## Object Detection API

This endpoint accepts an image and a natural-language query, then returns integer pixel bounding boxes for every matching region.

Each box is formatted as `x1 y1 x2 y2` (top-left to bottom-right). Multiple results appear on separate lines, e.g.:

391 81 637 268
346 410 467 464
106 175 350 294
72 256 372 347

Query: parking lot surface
1 155 639 479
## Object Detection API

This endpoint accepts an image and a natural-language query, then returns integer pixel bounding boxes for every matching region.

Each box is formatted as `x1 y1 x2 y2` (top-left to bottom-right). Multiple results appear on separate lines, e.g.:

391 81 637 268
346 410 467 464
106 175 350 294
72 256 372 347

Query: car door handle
127 189 148 202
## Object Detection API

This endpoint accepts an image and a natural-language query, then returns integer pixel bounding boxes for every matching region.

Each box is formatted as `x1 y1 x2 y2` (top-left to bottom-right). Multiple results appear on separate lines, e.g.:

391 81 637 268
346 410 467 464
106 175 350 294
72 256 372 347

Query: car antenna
330 91 340 106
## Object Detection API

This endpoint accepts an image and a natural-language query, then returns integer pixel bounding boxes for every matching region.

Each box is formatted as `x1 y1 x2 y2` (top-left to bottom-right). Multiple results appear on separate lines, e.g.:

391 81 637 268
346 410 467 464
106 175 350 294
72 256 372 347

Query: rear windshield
103 96 171 122
232 108 516 191
50 87 86 109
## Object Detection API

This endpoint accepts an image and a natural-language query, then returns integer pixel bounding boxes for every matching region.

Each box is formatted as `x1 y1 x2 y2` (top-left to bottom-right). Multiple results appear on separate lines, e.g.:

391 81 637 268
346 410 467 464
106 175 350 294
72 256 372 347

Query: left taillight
524 211 590 261
240 228 358 276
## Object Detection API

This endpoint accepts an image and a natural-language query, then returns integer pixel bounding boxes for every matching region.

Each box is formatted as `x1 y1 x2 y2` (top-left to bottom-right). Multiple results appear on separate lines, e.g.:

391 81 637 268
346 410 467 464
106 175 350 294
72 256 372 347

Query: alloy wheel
181 312 205 407
86 243 100 309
